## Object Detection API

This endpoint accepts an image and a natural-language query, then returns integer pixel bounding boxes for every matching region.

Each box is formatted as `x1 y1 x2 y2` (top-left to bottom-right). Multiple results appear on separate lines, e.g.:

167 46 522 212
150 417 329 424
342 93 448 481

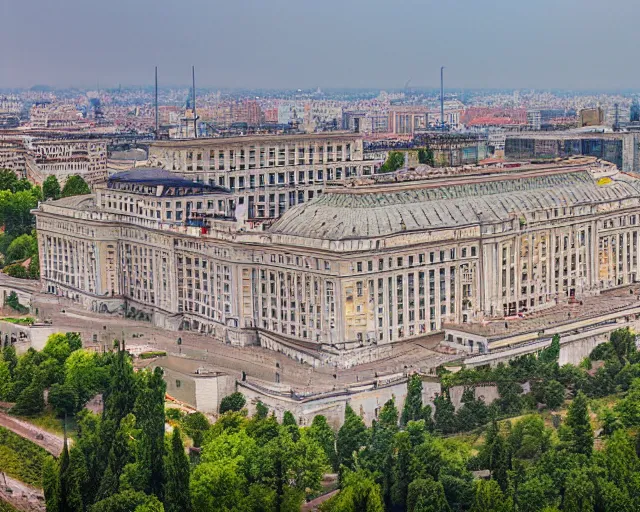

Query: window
176 380 181 388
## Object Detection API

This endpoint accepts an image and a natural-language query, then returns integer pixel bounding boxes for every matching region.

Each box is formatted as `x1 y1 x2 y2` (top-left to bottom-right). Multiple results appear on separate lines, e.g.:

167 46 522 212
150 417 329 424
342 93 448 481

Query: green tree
308 415 338 471
508 415 550 461
417 147 435 166
470 480 511 512
542 380 566 410
610 328 636 363
615 379 640 427
28 248 40 279
562 468 595 512
219 391 247 414
282 410 300 442
2 189 38 236
321 470 384 512
0 359 12 400
0 169 20 192
59 441 89 512
97 414 137 500
539 334 561 364
43 333 74 364
11 376 45 415
61 175 91 198
603 429 639 492
90 490 163 512
43 455 60 512
391 431 412 509
516 475 558 512
477 420 510 490
407 478 452 512
434 392 456 434
402 375 424 425
5 233 35 263
456 387 489 432
371 398 399 505
5 290 28 313
164 427 191 512
378 151 405 173
2 345 18 376
65 349 104 409
4 263 28 278
182 411 210 448
48 382 79 417
133 367 166 498
564 392 593 456
496 380 523 416
43 175 61 201
255 401 269 419
336 404 368 471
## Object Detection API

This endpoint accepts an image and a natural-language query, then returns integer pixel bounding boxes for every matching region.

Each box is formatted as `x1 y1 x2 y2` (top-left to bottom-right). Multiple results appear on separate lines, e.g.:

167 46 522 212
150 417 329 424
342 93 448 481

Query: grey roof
270 171 640 241
109 168 230 194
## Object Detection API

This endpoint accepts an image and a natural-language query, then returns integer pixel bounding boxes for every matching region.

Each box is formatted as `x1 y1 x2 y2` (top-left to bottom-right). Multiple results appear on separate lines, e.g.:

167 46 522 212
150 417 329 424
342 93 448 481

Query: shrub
138 351 167 359
3 263 28 279
219 391 247 414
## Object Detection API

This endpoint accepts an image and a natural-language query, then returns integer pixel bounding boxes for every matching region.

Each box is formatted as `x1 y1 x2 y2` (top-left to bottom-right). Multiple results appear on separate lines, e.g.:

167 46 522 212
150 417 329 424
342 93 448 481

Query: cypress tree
308 415 338 471
402 375 424 425
43 456 60 512
337 404 368 471
164 427 191 512
391 431 412 509
565 392 593 456
134 367 166 498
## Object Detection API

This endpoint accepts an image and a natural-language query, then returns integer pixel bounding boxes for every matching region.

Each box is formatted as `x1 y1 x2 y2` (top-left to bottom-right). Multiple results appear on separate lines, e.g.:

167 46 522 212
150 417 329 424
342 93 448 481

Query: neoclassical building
34 155 640 367
147 133 378 225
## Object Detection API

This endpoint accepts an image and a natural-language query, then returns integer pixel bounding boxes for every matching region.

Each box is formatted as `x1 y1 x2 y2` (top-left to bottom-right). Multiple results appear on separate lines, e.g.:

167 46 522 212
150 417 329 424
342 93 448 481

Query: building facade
505 132 640 174
147 133 377 225
35 156 640 367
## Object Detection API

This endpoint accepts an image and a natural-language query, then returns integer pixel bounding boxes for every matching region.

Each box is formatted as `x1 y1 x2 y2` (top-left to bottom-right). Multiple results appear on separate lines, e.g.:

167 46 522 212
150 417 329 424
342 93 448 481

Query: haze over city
3 0 640 90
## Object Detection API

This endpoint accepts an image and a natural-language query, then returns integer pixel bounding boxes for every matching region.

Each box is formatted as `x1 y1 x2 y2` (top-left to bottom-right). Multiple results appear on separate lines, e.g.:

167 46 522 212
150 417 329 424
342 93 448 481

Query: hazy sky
2 0 639 90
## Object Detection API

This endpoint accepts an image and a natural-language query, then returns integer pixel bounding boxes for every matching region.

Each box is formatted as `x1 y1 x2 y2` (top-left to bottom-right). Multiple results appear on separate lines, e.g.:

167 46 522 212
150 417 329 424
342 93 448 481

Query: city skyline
3 0 640 90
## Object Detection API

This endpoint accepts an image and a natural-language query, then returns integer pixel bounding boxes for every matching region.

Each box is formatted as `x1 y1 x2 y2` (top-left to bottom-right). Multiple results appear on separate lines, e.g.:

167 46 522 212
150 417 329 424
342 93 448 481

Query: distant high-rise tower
631 99 640 123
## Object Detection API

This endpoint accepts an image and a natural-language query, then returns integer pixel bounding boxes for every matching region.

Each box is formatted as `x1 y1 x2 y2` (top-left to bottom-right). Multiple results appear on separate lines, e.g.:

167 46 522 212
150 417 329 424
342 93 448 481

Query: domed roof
269 170 640 241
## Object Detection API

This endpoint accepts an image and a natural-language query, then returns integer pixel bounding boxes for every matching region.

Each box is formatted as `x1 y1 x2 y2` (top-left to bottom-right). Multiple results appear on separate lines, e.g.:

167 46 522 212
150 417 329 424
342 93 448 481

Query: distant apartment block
505 132 640 173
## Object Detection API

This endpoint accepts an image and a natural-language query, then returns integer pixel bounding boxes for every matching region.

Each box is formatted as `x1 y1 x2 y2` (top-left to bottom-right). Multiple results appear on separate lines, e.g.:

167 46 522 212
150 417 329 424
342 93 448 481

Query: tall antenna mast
440 66 445 131
192 66 197 138
154 66 159 137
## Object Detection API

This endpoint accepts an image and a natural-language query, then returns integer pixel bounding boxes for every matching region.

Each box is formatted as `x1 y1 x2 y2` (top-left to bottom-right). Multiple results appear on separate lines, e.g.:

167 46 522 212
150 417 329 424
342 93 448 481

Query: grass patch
15 410 77 438
0 426 48 487
0 499 18 512
139 350 167 359
0 317 34 326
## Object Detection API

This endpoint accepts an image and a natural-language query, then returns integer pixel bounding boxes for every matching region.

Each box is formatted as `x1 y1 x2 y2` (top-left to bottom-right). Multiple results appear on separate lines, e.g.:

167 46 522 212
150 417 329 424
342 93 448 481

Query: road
0 473 45 512
0 412 65 457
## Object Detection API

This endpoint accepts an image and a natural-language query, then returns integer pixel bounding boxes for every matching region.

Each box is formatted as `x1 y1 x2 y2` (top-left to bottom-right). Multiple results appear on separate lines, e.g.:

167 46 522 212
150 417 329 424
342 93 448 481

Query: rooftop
108 168 230 194
445 285 640 341
148 131 360 148
270 161 638 241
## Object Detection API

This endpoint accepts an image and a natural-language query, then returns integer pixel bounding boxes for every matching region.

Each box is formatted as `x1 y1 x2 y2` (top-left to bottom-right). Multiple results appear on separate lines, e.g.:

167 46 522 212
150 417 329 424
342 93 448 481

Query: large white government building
34 132 640 367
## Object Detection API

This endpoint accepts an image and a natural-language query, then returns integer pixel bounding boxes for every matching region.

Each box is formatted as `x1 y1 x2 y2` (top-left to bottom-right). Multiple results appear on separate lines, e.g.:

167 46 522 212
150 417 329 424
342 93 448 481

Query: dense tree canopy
61 175 91 198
